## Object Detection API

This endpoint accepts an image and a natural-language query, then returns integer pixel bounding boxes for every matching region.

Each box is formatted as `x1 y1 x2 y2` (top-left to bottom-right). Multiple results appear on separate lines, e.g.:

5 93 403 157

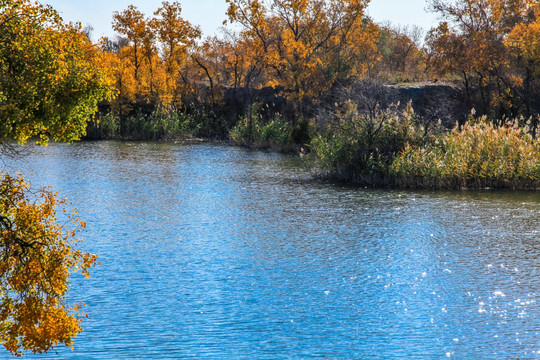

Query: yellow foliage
505 19 540 75
0 174 97 356
109 2 201 108
427 0 539 116
225 0 379 104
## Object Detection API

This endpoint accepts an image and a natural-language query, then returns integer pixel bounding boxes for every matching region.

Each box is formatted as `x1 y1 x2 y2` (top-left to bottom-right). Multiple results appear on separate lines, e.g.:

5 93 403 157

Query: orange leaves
112 5 147 45
153 1 201 54
1 295 82 356
225 0 378 104
427 0 540 119
226 0 268 34
112 5 147 82
109 2 201 108
0 174 97 356
505 18 540 75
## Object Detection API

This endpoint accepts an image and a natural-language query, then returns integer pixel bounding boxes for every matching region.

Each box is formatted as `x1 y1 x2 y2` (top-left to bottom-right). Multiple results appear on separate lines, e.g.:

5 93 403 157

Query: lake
3 141 539 359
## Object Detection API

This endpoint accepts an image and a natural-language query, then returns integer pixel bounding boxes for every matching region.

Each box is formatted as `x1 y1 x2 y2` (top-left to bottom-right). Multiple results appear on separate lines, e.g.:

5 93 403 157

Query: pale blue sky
42 0 439 41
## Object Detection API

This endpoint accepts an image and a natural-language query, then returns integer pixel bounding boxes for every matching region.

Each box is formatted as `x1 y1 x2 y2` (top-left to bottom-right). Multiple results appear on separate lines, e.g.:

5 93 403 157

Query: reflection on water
4 141 539 359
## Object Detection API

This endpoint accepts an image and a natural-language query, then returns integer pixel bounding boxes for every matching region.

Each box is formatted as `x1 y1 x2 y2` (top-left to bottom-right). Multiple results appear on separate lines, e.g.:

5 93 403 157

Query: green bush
189 108 228 139
97 113 119 137
392 118 540 189
310 101 424 184
123 111 151 139
230 114 294 148
229 118 249 144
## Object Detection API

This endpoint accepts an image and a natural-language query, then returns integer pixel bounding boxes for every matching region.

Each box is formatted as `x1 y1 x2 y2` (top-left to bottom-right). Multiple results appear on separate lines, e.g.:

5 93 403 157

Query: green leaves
311 101 423 184
0 2 108 355
0 0 114 145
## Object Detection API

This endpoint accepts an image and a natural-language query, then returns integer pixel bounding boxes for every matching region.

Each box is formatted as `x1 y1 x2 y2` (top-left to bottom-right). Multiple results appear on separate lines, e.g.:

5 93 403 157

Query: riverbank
82 116 540 191
78 124 540 191
82 84 539 191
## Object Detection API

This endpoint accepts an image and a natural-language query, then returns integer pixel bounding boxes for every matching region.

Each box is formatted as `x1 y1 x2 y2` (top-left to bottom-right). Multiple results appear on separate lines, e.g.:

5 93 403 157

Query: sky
42 0 440 41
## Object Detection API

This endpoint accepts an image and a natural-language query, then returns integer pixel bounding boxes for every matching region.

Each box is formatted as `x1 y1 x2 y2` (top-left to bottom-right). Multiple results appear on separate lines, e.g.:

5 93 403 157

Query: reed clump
392 118 540 189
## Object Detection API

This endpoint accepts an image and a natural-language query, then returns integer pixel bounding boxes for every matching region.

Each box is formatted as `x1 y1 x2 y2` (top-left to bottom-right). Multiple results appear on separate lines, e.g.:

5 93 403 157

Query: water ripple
5 141 539 359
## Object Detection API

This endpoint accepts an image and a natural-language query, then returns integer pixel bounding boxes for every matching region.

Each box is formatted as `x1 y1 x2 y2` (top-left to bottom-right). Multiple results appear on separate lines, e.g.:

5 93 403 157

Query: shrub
97 113 119 138
230 114 294 149
310 101 424 184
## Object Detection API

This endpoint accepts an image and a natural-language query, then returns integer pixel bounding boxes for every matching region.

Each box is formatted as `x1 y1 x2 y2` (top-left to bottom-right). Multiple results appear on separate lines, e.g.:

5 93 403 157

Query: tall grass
392 119 540 189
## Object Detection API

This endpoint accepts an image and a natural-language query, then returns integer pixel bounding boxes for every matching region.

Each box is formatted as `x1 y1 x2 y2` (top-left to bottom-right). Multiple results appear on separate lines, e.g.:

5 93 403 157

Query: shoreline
73 137 540 192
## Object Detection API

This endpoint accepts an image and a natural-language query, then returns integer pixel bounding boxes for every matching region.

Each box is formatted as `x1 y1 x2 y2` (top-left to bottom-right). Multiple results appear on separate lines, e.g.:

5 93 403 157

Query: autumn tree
110 4 160 133
112 5 147 85
97 36 139 136
375 24 426 82
152 2 201 75
225 0 380 118
109 2 202 115
0 0 111 355
503 2 540 131
427 0 501 112
0 174 96 356
220 31 267 121
192 37 227 108
151 1 201 106
427 0 539 121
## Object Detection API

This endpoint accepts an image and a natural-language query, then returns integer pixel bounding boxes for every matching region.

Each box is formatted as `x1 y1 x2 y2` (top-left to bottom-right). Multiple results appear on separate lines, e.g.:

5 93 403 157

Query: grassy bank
87 103 540 190
87 106 230 141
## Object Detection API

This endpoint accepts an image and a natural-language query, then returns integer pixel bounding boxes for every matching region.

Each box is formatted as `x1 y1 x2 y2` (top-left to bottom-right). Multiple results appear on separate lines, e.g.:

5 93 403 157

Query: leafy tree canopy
0 174 96 356
0 0 115 145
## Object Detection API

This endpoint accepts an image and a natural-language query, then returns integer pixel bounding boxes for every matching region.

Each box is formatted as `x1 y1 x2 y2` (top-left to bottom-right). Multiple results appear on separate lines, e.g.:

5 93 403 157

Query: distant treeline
81 0 539 144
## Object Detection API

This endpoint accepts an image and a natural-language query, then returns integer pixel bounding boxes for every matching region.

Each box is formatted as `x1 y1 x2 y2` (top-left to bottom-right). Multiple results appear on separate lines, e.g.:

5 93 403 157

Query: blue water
3 141 539 359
